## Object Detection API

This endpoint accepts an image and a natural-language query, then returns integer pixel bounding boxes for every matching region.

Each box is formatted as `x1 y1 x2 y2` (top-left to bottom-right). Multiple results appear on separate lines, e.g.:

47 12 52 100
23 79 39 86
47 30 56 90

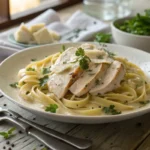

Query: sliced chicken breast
90 61 125 95
48 47 82 98
70 63 109 96
51 47 78 73
48 67 81 99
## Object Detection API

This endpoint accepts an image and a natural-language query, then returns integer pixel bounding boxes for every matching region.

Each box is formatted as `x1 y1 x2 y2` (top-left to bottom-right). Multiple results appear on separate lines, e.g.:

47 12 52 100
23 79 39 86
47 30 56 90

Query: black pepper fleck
136 122 142 127
11 144 14 147
6 141 10 145
33 118 36 120
8 148 12 150
3 146 6 149
19 130 23 134
3 104 7 107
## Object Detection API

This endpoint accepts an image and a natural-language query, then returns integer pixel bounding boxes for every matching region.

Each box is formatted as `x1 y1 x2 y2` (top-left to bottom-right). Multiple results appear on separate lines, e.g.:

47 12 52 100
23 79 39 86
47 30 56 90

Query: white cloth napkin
0 9 109 62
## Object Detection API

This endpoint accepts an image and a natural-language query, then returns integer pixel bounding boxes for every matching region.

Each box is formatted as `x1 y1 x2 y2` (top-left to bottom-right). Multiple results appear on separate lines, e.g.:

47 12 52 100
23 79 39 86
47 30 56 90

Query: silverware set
0 107 92 150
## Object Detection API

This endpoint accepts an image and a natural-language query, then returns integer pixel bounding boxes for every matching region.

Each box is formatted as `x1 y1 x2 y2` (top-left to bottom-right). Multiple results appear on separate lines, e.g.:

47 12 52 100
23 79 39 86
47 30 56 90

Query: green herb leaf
0 127 16 139
97 55 104 59
60 45 66 53
42 68 51 74
75 48 91 70
103 49 116 58
31 58 37 61
8 127 16 135
41 147 48 150
75 48 85 56
115 9 150 36
95 33 112 43
103 105 121 115
79 56 90 70
145 9 150 17
139 100 150 105
45 104 58 113
39 76 49 86
9 82 18 88
26 68 35 71
95 79 100 85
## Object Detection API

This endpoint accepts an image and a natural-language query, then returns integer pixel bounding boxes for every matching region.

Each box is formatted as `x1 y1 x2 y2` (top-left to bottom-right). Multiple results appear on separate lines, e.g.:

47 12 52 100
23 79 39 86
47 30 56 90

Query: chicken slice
90 61 125 95
48 67 81 99
85 50 113 64
70 63 109 96
51 47 79 73
48 47 82 98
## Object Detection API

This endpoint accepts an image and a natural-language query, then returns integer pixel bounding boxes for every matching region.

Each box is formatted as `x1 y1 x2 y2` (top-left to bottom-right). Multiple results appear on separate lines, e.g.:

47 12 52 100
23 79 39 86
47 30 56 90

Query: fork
0 107 92 150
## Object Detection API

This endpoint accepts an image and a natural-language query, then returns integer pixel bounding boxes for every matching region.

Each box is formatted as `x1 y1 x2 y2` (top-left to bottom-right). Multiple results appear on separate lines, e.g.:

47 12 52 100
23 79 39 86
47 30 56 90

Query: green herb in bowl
115 9 150 36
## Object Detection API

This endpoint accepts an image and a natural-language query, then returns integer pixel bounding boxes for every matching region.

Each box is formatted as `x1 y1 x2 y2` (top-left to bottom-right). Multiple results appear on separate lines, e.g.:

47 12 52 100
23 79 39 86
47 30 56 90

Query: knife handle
2 116 78 150
19 117 92 150
29 128 79 150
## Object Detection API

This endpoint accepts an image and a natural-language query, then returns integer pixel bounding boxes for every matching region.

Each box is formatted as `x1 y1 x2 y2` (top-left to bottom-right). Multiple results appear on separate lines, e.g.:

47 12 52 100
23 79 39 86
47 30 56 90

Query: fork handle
19 117 92 150
3 116 78 150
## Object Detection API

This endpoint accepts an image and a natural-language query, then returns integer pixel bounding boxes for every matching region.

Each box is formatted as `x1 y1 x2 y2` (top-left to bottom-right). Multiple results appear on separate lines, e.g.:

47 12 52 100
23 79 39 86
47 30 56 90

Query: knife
0 107 92 150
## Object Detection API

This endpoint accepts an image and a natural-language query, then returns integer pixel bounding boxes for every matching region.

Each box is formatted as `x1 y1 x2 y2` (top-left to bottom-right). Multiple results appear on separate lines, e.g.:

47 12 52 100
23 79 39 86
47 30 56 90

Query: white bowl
111 17 150 52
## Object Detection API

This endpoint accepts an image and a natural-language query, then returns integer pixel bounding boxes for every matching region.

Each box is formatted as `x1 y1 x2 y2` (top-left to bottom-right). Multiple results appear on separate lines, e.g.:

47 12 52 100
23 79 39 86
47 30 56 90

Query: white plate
0 42 150 124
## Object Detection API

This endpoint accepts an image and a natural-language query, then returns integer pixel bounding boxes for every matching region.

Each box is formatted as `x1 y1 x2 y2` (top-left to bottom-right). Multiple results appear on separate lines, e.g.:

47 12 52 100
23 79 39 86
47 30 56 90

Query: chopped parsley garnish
31 58 37 61
39 76 49 86
97 55 103 59
139 100 150 105
60 45 66 53
95 33 112 43
79 56 91 70
75 47 85 56
103 49 116 58
75 48 91 70
45 104 58 113
26 68 35 71
9 82 18 88
0 127 16 139
95 79 100 85
42 68 51 74
26 91 30 95
103 105 121 115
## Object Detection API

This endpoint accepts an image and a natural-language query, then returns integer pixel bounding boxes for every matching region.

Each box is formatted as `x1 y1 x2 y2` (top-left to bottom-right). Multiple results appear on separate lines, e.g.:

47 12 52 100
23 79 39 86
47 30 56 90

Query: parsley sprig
103 105 121 115
26 68 35 71
95 33 112 43
139 100 150 105
75 48 91 70
60 45 66 53
45 104 58 113
39 76 49 86
42 68 51 74
9 82 18 88
0 127 16 139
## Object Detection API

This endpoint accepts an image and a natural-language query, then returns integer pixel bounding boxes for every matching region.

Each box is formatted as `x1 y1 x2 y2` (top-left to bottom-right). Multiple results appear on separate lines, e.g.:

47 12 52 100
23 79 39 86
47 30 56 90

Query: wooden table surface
1 1 150 150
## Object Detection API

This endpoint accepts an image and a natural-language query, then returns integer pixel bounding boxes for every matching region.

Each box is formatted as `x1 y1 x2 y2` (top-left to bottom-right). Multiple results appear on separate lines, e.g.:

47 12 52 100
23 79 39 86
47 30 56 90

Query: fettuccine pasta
16 43 150 116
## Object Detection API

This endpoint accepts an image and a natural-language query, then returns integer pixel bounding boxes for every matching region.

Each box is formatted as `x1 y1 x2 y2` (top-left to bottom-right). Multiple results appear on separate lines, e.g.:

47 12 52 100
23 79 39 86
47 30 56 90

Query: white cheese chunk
29 23 45 33
33 27 53 44
14 23 34 44
49 30 60 41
